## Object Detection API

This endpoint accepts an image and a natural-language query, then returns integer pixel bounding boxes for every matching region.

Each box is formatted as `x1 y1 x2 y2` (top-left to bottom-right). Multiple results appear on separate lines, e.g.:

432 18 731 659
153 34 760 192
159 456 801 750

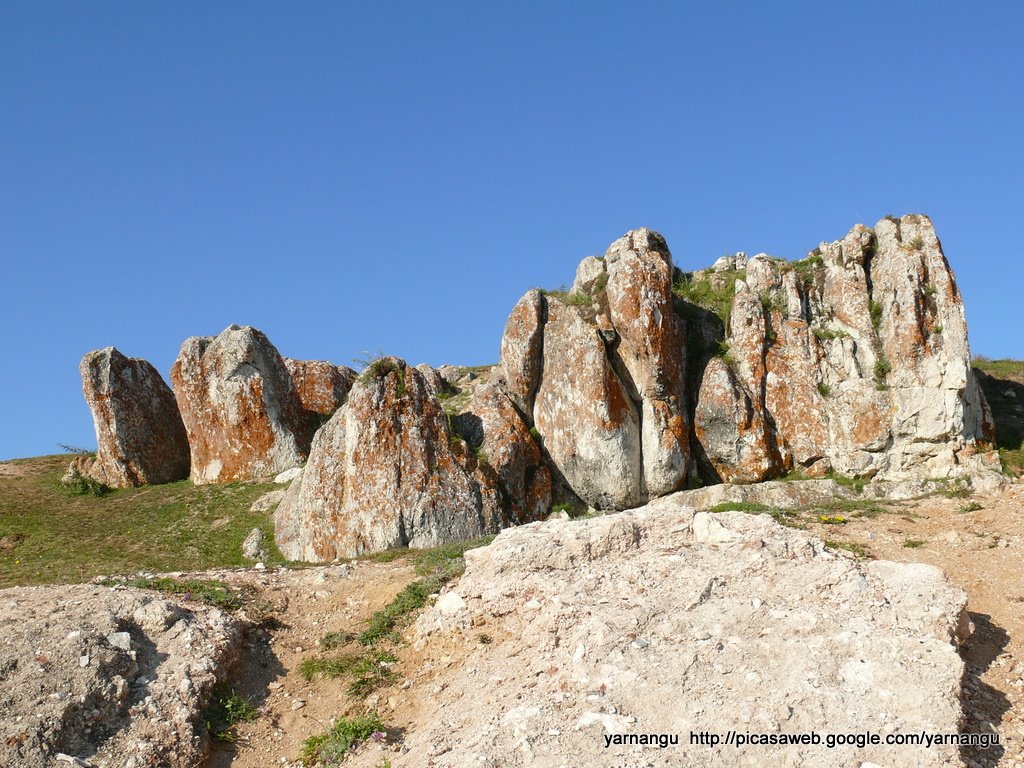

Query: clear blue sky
2 2 1021 460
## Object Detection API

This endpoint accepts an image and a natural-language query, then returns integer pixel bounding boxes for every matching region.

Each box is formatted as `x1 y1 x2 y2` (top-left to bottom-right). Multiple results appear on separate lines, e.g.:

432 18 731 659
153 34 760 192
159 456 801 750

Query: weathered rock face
490 215 993 509
532 299 644 509
604 229 690 496
0 583 241 768
687 214 994 481
171 325 310 484
694 356 782 483
400 500 969 768
456 381 552 524
283 358 355 418
498 229 692 510
497 289 545 418
77 347 190 487
274 359 504 561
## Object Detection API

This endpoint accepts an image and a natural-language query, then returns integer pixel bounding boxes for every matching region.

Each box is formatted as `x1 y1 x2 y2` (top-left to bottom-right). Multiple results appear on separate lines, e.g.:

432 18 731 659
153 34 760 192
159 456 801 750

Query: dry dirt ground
194 482 1024 768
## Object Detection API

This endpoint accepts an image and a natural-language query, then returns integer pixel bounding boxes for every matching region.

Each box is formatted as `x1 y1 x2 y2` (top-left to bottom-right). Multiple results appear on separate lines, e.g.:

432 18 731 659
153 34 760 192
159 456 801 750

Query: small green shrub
205 687 259 742
301 712 385 766
812 326 850 342
869 300 884 332
817 382 831 398
909 236 924 250
61 469 110 497
874 355 891 388
958 502 983 513
320 631 355 650
549 502 573 515
937 477 972 499
826 473 867 495
716 340 736 365
903 539 926 549
672 270 743 325
759 291 786 314
528 426 542 441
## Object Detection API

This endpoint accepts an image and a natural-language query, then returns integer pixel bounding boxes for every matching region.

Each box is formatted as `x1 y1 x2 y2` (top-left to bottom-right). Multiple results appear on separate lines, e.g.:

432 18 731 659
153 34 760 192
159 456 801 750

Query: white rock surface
398 499 969 768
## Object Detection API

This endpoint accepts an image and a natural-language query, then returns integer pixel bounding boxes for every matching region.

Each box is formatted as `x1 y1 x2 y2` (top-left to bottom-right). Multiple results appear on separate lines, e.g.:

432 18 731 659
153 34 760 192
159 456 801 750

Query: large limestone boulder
399 499 969 768
283 358 356 418
77 347 189 487
274 359 503 561
170 325 311 484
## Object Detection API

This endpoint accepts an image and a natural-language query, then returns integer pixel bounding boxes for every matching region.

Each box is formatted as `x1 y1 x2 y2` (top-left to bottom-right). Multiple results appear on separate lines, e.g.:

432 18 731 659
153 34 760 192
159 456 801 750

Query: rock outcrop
0 583 241 768
496 229 691 510
686 214 993 482
76 347 190 487
171 325 311 484
283 358 356 419
398 499 970 768
77 215 998 556
274 359 504 560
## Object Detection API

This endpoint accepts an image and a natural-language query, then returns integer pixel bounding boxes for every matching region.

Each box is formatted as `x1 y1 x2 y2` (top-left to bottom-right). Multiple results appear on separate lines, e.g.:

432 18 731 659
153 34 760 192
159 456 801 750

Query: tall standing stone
170 325 310 484
77 347 190 487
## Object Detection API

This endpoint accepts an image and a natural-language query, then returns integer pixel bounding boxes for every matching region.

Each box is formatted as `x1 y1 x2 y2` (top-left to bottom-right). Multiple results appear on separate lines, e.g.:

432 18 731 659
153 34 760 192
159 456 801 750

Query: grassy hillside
972 358 1024 475
0 455 286 588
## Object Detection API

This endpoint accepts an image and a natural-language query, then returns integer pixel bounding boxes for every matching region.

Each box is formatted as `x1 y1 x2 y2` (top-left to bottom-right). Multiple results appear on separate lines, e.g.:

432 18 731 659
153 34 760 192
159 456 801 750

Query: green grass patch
359 574 448 646
301 712 385 766
903 539 926 549
122 576 242 610
817 382 831 398
357 536 494 646
708 501 773 513
409 535 495 577
972 358 1024 378
299 649 397 696
826 473 867 494
0 455 285 588
935 477 973 499
708 501 802 528
999 446 1024 476
824 540 872 559
812 498 887 518
958 501 983 514
672 269 744 325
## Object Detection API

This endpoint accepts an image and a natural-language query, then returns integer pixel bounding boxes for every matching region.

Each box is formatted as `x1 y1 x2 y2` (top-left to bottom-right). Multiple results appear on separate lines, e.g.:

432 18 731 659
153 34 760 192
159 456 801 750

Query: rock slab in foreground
0 584 241 768
78 348 190 487
398 500 969 768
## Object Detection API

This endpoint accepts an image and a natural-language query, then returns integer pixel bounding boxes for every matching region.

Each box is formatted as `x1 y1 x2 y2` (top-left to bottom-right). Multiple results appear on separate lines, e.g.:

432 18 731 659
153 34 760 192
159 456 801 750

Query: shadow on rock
203 617 289 768
960 611 1010 768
